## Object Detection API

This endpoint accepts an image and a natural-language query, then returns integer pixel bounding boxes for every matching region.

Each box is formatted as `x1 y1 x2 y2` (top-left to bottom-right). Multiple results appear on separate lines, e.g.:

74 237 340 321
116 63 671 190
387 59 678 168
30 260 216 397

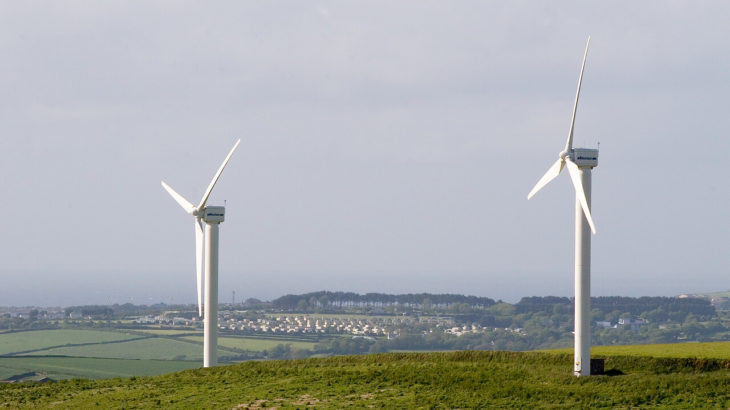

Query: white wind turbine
527 37 598 377
161 139 241 367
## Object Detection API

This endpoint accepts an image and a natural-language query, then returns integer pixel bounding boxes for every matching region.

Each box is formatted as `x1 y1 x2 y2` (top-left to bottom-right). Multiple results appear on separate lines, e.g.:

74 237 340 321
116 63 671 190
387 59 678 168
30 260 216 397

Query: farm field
181 335 317 352
127 329 199 336
21 337 238 361
0 329 139 355
0 356 199 380
546 341 730 359
0 328 320 359
1 351 729 408
0 329 248 380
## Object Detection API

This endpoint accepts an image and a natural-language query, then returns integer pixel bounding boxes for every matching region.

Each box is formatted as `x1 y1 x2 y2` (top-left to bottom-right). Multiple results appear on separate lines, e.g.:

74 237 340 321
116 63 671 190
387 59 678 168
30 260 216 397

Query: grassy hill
547 341 730 359
1 350 729 408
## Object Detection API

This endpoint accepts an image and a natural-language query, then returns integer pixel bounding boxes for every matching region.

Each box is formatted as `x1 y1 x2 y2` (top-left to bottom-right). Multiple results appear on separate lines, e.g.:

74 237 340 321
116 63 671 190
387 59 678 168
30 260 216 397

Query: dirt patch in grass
291 394 321 406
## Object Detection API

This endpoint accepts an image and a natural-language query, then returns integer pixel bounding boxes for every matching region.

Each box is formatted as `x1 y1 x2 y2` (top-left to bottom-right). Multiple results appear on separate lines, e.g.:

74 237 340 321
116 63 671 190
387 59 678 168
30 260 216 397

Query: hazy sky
2 1 729 306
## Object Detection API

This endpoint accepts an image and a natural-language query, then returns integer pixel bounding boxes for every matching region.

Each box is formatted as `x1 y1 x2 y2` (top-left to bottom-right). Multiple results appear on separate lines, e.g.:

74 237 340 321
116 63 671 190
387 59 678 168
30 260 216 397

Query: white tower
570 148 598 377
202 206 224 367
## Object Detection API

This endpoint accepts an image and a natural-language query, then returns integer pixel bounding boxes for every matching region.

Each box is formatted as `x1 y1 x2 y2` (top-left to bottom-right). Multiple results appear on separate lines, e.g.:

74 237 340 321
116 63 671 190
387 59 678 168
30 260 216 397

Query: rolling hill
1 350 729 408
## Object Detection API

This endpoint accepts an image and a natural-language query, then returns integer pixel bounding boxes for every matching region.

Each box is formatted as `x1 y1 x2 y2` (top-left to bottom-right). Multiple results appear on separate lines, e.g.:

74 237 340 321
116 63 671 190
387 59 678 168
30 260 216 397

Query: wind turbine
527 37 598 377
161 138 241 367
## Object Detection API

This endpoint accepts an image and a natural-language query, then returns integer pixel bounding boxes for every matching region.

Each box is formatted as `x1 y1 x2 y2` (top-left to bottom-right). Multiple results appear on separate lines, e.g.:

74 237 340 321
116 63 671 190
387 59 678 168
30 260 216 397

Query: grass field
23 337 239 361
1 351 729 408
0 328 246 379
180 336 317 352
0 329 139 355
546 341 730 359
125 329 199 336
0 356 199 380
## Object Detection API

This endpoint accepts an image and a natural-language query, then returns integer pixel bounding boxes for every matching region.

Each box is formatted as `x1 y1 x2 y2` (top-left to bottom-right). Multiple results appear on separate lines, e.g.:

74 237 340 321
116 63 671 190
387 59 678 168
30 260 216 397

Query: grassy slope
547 341 730 359
1 351 729 408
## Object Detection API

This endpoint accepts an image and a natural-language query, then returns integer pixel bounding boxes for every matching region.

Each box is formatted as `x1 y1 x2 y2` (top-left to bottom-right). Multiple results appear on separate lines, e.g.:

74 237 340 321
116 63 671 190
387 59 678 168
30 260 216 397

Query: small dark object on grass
590 358 605 375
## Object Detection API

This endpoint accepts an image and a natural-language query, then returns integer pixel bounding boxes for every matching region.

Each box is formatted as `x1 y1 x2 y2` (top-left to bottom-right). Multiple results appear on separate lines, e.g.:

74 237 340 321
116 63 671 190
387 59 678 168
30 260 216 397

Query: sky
1 1 729 307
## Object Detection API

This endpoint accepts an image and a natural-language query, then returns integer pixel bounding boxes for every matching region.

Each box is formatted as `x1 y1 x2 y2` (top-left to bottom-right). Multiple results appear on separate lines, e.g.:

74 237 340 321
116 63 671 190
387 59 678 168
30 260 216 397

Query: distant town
2 290 728 359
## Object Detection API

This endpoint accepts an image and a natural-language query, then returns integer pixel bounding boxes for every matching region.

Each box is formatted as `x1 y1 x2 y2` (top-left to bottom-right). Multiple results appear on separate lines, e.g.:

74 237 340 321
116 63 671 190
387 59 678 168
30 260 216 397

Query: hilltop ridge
2 350 729 408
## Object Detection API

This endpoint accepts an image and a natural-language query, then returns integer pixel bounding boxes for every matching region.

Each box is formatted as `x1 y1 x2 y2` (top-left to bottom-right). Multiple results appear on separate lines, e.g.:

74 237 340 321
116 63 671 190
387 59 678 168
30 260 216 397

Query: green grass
180 336 316 352
546 341 730 359
0 330 138 355
126 329 199 336
0 356 199 380
1 351 729 408
22 337 238 361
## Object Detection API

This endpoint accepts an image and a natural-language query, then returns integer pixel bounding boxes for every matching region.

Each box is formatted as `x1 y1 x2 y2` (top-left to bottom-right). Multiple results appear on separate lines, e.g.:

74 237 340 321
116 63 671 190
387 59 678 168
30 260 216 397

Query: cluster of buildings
147 311 528 339
132 311 538 338
445 324 488 336
444 326 528 336
134 314 194 326
595 318 647 330
220 314 423 337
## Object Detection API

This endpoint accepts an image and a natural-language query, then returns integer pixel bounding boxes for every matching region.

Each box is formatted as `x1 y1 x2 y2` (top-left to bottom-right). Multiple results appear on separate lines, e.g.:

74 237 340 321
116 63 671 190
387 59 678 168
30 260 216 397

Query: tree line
271 291 496 311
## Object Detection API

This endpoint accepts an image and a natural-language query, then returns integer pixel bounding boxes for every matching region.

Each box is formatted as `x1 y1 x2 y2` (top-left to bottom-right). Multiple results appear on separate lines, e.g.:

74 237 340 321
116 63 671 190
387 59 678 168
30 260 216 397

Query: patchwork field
21 337 238 361
0 329 139 355
0 329 243 380
0 329 317 360
0 328 328 381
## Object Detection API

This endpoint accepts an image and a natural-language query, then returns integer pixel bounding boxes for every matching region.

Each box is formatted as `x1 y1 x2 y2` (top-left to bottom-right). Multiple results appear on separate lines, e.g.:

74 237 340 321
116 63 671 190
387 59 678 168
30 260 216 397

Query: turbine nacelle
203 206 225 223
571 148 599 167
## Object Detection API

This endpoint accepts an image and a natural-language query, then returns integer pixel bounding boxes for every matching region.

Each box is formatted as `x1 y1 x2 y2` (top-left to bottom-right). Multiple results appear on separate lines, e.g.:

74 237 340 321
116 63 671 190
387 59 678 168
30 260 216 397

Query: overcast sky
1 1 729 306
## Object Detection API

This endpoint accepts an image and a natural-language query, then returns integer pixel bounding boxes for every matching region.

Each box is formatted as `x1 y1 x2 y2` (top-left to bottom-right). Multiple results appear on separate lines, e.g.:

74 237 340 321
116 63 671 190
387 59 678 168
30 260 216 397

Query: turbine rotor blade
197 139 242 210
161 181 195 214
565 158 597 234
195 217 204 317
563 36 590 154
527 158 565 199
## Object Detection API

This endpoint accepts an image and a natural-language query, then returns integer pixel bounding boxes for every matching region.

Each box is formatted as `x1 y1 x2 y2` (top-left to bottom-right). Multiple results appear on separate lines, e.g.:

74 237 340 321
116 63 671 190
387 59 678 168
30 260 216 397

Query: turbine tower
527 37 598 377
161 139 241 367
